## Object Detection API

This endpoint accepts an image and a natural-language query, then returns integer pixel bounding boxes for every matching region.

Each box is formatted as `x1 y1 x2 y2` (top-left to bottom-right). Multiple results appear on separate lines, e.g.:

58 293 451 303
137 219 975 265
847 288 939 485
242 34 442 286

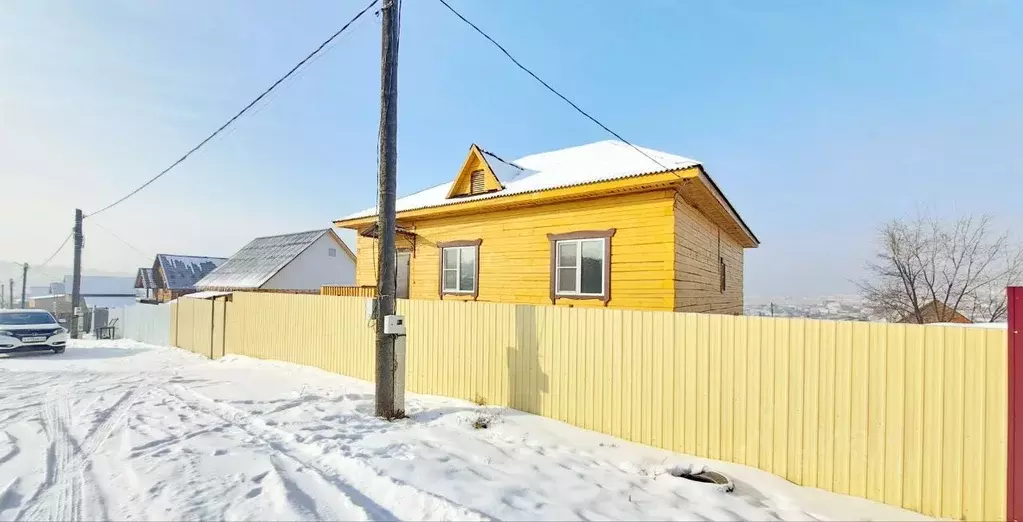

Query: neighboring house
135 268 157 303
334 140 758 313
27 286 50 298
148 254 227 302
195 229 356 292
60 275 137 309
899 300 972 324
28 294 78 315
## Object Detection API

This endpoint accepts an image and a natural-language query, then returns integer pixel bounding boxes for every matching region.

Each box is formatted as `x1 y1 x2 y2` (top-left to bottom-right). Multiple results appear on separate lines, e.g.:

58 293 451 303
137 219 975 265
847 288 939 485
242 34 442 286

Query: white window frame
554 238 606 297
441 246 477 294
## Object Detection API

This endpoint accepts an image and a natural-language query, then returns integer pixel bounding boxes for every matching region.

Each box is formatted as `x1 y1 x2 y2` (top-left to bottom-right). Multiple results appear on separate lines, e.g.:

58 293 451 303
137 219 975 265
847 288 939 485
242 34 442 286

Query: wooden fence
320 285 377 297
167 292 1010 521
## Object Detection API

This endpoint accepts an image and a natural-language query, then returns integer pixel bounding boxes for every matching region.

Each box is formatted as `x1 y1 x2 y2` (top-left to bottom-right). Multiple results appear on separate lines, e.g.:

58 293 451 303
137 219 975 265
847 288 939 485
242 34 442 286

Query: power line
35 232 73 268
90 220 151 260
86 0 380 218
434 0 670 172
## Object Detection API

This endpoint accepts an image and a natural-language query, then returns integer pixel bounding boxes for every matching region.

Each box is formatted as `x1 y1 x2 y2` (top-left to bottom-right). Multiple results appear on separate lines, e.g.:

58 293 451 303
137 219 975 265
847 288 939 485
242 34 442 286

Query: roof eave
694 166 760 248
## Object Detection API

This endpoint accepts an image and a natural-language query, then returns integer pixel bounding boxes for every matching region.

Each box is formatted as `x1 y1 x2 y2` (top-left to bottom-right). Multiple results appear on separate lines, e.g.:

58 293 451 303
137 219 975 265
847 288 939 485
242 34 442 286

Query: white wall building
194 229 355 292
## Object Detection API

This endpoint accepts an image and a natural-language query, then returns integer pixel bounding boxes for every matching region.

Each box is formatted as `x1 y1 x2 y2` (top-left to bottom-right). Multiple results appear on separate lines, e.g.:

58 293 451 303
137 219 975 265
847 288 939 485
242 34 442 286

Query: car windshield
0 312 57 325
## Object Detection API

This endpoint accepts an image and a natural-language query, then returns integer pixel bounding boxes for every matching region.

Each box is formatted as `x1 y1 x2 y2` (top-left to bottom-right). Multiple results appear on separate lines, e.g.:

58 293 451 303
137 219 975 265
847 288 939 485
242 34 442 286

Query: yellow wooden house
334 140 759 313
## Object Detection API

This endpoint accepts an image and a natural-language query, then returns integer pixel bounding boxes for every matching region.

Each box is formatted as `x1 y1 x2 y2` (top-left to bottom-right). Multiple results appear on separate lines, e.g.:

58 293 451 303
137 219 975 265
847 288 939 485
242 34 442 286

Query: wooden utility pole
71 209 84 339
20 263 28 308
374 0 400 418
7 279 12 309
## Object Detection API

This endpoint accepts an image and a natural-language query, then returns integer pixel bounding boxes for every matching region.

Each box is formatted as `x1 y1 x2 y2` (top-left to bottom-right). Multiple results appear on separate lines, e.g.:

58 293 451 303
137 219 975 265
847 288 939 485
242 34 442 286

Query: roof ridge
251 228 331 241
156 253 228 260
477 146 524 170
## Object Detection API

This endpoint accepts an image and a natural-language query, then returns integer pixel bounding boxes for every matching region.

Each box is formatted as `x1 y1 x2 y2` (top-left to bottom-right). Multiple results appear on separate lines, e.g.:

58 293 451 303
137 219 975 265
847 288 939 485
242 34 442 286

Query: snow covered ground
0 341 933 521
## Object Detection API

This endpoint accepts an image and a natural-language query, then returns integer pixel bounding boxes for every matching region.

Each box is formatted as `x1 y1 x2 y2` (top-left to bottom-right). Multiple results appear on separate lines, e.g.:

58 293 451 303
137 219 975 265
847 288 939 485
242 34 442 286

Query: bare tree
858 214 1022 323
966 248 1023 322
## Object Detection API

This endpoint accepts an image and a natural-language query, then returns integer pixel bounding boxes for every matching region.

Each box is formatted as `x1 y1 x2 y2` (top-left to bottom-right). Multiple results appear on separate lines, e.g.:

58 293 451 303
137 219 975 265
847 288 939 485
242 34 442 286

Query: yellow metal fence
170 293 1008 521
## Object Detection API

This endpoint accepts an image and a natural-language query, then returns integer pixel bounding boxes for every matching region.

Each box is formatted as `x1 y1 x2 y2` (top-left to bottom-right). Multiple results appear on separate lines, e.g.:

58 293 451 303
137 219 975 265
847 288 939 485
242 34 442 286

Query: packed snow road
0 341 930 521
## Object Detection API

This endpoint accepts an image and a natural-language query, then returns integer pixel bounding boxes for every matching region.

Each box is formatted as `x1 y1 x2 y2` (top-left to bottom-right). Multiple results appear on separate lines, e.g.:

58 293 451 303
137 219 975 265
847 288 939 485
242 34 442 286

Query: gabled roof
445 144 513 198
899 300 972 324
341 140 698 220
195 229 354 290
135 268 156 290
154 255 227 290
336 140 758 247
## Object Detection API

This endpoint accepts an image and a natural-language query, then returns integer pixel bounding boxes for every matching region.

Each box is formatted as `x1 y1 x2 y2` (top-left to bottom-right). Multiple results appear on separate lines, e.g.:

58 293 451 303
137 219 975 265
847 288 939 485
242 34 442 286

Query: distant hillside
0 261 133 291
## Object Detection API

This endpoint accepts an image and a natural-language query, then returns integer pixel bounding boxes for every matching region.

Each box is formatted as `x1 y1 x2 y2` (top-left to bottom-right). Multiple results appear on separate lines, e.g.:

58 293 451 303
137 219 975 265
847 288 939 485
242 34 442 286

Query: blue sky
1 0 1020 299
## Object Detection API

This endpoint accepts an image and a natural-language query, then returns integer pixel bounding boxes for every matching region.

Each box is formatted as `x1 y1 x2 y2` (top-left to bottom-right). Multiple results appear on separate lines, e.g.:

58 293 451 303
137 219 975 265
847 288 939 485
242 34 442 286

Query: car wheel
52 348 65 354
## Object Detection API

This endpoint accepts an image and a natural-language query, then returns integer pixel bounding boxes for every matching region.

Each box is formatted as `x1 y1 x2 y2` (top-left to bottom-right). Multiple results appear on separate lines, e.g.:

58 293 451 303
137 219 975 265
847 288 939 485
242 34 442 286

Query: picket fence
161 292 1009 521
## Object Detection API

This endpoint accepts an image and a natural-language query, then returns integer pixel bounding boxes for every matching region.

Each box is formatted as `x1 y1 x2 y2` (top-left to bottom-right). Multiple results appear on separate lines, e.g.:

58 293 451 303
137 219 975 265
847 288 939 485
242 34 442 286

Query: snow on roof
194 229 335 290
478 149 525 185
136 268 156 289
341 140 699 220
61 275 136 296
156 255 227 290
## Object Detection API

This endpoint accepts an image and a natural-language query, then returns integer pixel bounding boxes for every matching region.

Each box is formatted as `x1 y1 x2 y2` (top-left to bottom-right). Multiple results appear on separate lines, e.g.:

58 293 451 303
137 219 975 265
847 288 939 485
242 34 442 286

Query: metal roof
136 268 156 289
155 255 227 290
340 140 700 220
194 229 343 290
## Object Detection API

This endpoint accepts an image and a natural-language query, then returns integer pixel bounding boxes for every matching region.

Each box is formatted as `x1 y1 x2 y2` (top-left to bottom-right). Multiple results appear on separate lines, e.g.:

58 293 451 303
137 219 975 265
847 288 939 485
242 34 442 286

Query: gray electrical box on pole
70 209 84 339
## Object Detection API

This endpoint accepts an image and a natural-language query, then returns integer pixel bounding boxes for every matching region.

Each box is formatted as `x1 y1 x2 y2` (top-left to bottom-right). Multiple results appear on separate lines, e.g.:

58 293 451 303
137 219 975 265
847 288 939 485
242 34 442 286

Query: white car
0 309 69 355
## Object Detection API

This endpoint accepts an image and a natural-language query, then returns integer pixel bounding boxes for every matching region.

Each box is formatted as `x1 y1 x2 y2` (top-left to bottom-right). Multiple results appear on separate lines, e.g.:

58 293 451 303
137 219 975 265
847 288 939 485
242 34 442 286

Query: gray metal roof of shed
194 229 346 290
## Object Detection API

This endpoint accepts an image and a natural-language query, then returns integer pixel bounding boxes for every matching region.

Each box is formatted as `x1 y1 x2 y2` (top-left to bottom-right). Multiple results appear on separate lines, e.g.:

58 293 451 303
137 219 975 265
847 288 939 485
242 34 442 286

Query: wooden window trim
546 229 616 305
437 239 482 300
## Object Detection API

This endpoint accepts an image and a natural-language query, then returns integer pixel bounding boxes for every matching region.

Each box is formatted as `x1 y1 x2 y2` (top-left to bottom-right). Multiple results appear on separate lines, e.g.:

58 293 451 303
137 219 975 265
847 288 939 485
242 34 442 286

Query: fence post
1009 286 1022 522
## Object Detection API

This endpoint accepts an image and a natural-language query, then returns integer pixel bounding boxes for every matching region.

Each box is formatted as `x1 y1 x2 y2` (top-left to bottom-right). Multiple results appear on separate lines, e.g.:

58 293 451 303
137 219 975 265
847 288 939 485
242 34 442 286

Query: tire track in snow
19 379 148 521
155 386 376 521
79 378 150 457
163 384 493 521
20 387 82 522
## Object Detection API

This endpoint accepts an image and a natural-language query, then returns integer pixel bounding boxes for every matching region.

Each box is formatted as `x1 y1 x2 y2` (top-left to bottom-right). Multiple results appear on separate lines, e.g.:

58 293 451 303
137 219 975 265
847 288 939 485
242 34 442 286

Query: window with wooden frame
437 239 482 299
547 229 615 304
469 170 486 195
719 256 727 293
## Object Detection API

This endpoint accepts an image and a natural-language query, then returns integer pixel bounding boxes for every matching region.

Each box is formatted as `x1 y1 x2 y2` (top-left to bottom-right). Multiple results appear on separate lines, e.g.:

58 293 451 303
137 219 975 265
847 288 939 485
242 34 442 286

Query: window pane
580 240 604 294
443 248 458 269
557 241 577 267
459 247 476 291
443 269 457 290
557 267 576 293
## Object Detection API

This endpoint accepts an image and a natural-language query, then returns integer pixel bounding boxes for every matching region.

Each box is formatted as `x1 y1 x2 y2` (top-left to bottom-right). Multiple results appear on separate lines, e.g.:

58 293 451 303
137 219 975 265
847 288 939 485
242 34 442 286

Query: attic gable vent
470 170 485 195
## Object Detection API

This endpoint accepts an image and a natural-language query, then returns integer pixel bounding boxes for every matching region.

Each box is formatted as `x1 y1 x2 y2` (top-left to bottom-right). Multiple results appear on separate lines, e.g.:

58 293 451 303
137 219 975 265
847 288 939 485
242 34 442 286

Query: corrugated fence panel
212 299 226 359
192 299 214 358
221 293 375 381
176 299 194 352
168 293 1009 521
